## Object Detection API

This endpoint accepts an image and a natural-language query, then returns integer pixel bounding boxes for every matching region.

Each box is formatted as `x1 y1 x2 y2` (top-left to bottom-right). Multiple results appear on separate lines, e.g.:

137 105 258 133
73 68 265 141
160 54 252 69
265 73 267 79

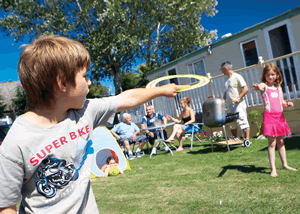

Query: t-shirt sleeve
141 117 146 125
0 147 24 207
236 73 247 87
112 123 120 133
133 123 139 132
85 96 120 128
158 113 164 120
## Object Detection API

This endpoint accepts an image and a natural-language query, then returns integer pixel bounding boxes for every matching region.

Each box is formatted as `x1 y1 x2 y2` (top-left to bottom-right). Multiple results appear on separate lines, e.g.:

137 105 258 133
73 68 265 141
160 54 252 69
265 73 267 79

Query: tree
0 90 6 118
86 82 109 98
120 65 149 91
11 86 28 116
0 0 218 95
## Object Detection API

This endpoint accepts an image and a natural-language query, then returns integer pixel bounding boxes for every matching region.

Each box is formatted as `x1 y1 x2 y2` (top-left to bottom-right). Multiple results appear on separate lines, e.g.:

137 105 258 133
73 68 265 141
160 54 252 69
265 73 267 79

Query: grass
92 136 300 214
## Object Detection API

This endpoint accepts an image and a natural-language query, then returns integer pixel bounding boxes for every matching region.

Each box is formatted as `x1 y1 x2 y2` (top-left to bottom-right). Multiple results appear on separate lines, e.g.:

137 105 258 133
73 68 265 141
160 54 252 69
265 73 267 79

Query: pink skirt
263 112 291 137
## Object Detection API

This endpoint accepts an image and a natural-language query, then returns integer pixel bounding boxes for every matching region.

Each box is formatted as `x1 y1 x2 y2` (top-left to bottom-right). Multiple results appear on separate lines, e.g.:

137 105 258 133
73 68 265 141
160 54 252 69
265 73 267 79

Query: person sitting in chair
141 105 168 155
165 97 199 151
110 113 147 160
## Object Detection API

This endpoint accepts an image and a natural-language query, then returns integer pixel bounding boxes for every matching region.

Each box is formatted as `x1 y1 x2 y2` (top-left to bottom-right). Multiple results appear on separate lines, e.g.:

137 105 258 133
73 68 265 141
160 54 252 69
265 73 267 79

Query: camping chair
115 133 150 159
185 112 208 150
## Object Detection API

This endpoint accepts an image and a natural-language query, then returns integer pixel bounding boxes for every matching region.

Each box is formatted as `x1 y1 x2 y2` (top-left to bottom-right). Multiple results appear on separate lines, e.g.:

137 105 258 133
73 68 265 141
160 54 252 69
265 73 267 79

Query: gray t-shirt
0 97 119 214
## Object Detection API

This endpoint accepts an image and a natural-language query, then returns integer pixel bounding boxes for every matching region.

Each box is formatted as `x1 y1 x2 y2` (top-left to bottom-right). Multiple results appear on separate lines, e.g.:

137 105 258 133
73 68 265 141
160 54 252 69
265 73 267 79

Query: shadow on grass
218 165 269 177
187 144 239 154
259 136 300 151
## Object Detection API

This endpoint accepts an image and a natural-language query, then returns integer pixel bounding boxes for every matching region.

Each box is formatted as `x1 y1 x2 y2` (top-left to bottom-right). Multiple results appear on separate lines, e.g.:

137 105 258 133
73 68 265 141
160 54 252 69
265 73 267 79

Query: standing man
141 105 168 155
111 113 147 160
221 61 251 146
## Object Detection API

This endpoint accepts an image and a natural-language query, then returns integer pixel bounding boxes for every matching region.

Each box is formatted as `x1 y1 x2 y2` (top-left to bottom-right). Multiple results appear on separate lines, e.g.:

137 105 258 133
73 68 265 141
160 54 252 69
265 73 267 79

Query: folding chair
185 112 209 150
116 134 150 159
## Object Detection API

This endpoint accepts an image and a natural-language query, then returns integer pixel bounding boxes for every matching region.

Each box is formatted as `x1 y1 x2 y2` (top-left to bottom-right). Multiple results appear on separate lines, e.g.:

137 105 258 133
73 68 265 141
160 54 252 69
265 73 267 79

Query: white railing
128 51 300 123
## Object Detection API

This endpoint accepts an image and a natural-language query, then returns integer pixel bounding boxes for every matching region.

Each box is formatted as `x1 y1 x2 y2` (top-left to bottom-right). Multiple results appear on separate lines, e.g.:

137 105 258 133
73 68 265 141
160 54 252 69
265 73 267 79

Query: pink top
262 85 283 113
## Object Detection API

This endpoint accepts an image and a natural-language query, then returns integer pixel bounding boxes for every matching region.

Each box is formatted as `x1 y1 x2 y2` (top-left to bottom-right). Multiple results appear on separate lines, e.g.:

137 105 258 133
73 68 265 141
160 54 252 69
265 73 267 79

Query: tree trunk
111 64 122 95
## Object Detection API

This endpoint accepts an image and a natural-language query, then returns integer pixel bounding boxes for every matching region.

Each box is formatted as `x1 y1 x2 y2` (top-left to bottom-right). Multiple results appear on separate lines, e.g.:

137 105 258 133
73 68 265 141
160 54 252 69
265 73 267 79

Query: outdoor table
141 122 176 158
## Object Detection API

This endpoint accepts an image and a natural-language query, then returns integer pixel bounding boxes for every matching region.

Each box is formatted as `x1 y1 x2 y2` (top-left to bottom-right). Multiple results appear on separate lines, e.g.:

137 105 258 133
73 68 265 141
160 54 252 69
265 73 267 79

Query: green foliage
248 110 262 136
86 82 109 98
120 70 149 91
0 90 6 118
0 0 218 95
11 86 27 115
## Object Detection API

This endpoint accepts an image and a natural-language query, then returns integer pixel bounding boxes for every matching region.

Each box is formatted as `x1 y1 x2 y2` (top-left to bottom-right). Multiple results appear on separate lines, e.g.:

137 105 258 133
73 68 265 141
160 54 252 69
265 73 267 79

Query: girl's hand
284 102 294 107
288 102 294 107
252 83 263 91
167 115 171 119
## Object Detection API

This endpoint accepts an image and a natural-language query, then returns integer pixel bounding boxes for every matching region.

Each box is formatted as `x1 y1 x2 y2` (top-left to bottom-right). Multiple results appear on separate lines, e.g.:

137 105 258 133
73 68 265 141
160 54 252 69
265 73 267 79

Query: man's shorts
228 101 249 130
119 135 147 144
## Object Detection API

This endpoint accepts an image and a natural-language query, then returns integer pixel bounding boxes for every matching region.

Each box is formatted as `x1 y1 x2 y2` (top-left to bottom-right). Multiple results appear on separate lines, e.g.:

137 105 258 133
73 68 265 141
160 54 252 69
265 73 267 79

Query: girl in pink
252 63 297 177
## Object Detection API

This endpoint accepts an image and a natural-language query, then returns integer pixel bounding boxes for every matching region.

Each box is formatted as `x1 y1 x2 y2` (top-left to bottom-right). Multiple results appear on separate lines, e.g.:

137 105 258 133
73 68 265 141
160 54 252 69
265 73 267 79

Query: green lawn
92 136 300 214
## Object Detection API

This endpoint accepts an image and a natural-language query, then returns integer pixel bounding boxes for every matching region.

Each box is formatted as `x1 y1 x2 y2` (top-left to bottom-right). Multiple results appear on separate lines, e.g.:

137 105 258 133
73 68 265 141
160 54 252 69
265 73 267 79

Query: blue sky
0 1 299 94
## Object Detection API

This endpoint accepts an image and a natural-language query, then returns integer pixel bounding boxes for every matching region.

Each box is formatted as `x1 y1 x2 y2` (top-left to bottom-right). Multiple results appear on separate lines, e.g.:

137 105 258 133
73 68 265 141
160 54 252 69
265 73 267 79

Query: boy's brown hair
261 63 283 85
18 35 91 109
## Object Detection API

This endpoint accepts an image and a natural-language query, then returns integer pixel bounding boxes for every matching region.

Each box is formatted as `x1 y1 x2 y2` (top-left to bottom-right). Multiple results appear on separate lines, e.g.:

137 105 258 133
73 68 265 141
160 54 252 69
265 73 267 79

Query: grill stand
222 125 231 152
207 124 245 152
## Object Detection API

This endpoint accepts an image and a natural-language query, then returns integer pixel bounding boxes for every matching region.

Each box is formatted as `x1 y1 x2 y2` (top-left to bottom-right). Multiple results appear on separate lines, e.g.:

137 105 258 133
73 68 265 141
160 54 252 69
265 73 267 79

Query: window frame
239 38 260 67
187 59 207 83
166 66 180 85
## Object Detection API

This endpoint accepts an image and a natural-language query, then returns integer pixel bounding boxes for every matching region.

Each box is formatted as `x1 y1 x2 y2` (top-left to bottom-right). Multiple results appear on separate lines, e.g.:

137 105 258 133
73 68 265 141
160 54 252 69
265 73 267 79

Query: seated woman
100 156 124 177
165 97 198 151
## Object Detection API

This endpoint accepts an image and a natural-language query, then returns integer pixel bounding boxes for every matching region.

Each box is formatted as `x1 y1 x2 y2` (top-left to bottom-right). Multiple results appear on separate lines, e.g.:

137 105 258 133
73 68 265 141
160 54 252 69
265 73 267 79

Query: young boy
0 35 186 214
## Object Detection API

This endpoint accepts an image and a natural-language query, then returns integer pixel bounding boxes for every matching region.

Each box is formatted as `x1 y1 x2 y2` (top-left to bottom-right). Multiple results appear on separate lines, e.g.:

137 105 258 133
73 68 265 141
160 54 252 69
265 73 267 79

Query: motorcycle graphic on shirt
36 157 79 198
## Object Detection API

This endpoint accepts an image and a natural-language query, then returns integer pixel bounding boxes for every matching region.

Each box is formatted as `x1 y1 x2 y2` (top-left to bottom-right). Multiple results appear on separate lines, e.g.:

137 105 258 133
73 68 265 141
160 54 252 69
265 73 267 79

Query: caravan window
187 60 206 83
240 39 259 67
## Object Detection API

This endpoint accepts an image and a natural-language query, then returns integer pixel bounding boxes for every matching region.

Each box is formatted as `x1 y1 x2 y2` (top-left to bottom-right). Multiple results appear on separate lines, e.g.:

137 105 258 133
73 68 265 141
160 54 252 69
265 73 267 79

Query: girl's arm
117 84 189 112
184 108 196 125
168 113 182 124
280 86 294 107
100 164 107 172
117 165 124 174
104 166 110 177
252 83 266 93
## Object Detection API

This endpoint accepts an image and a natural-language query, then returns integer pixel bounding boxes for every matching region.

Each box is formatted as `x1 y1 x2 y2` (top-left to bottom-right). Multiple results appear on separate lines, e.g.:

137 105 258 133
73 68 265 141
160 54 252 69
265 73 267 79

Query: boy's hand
160 84 190 98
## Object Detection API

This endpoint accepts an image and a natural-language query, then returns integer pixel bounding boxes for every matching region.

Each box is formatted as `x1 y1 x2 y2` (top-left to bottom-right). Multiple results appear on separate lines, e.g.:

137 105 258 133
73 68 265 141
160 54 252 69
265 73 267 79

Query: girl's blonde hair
181 97 191 105
261 63 283 85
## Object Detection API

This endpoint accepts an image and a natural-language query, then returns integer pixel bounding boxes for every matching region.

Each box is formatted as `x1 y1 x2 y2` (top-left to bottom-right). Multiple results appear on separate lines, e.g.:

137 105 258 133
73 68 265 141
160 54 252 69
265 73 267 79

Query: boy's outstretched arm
117 84 189 112
0 205 17 214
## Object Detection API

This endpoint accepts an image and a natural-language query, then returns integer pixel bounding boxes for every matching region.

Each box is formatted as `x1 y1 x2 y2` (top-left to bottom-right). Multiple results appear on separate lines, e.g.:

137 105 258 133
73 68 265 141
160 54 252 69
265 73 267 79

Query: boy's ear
56 76 67 92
